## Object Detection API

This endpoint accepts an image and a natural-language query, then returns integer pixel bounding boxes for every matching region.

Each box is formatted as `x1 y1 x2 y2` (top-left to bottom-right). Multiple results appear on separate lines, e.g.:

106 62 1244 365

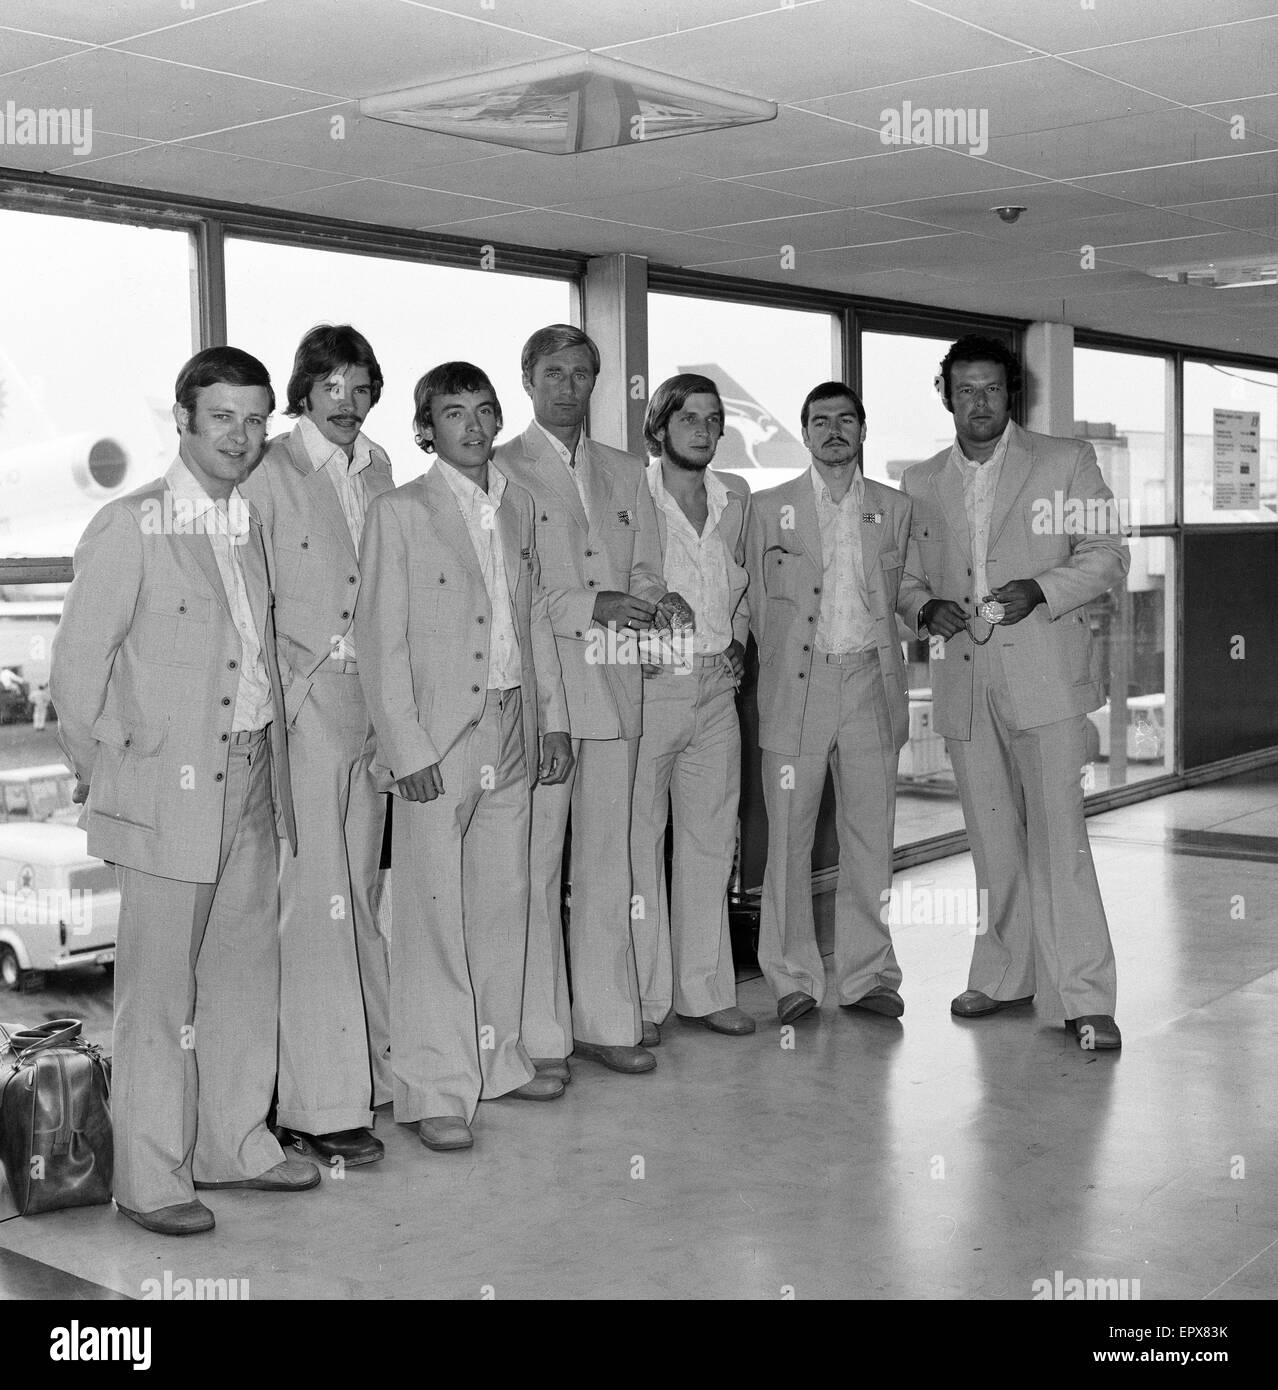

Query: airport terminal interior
1 0 1277 1303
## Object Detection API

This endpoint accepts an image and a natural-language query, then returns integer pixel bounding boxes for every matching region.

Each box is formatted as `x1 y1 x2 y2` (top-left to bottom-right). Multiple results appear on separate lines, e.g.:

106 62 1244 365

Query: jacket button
477 616 485 624
813 586 821 594
221 733 229 742
472 684 481 693
587 579 596 587
439 576 446 584
178 604 186 613
575 630 583 638
966 567 972 576
803 645 810 652
807 616 815 623
301 540 309 549
585 549 594 557
228 659 238 669
963 654 971 662
341 610 350 620
348 575 357 584
798 672 805 679
123 736 131 747
475 652 483 660
215 772 224 781
221 697 231 706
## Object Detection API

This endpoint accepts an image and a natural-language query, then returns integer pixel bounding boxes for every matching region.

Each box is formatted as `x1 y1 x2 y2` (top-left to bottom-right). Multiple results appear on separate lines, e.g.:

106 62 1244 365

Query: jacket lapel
495 484 523 606
423 465 484 582
525 423 590 532
792 474 824 571
934 457 972 562
989 423 1035 549
860 475 886 583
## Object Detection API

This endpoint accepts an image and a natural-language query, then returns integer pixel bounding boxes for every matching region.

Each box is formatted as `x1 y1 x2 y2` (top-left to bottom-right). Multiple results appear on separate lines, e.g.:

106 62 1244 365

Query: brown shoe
573 1040 657 1074
950 990 1034 1018
417 1116 474 1150
842 986 904 1019
195 1155 320 1192
531 1057 571 1084
777 992 817 1025
509 1075 566 1101
117 1200 214 1236
679 1006 756 1036
1067 1015 1122 1050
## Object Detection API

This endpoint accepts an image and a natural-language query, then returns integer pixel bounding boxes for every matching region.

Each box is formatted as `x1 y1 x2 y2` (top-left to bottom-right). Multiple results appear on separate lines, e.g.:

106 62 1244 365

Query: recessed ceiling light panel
1147 256 1278 290
360 52 776 155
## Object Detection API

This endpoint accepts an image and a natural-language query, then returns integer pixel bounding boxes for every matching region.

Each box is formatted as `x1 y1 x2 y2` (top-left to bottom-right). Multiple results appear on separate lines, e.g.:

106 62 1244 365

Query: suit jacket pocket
88 713 168 830
410 567 466 633
138 588 213 668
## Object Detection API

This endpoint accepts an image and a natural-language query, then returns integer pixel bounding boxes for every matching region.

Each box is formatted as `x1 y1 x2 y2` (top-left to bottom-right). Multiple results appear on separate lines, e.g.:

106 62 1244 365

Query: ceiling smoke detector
1147 256 1278 290
992 205 1027 223
360 52 776 156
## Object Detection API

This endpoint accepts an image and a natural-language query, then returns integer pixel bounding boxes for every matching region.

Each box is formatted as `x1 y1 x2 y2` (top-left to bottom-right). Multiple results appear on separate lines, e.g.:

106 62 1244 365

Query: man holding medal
898 336 1129 1050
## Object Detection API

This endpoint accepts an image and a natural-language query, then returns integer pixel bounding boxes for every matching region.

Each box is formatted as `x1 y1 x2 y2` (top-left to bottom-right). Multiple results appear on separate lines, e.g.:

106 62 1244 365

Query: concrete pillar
582 253 648 456
1023 320 1075 437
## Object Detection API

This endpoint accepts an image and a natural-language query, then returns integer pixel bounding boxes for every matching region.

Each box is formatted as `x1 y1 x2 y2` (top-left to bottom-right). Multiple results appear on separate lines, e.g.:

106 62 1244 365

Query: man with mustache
52 346 313 1235
897 336 1127 1049
630 373 755 1042
240 324 394 1168
746 382 912 1025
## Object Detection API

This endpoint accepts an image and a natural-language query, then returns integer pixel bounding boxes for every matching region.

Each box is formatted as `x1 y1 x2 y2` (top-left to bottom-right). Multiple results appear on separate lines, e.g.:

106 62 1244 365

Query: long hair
285 323 384 417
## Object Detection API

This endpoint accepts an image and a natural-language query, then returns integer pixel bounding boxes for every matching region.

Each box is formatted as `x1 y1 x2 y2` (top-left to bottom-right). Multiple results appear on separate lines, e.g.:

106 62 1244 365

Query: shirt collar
808 461 864 507
165 456 250 536
437 458 507 511
535 421 587 469
950 421 1012 473
645 457 728 526
297 413 373 476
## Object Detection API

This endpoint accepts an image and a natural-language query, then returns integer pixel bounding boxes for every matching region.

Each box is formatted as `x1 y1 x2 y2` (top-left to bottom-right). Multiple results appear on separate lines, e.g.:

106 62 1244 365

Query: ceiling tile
1064 18 1278 106
685 206 952 251
416 0 770 49
608 0 1040 105
1 46 331 141
980 107 1253 181
550 177 837 233
1097 229 1278 271
0 25 90 75
1169 193 1278 233
737 145 1049 207
2 0 244 46
117 0 573 100
66 142 361 203
0 130 154 173
866 180 1130 231
915 1 1278 54
1072 149 1278 206
1193 92 1278 142
265 176 528 227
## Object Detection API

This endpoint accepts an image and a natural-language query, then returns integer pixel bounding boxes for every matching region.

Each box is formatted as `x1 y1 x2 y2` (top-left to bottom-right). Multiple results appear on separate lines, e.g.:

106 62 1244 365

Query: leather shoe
678 1006 756 1036
510 1075 566 1101
777 991 817 1025
532 1057 571 1084
950 990 1034 1018
642 1019 661 1047
281 1127 384 1166
842 986 905 1018
417 1116 474 1151
1067 1015 1122 1050
117 1200 214 1236
573 1040 657 1074
195 1155 320 1192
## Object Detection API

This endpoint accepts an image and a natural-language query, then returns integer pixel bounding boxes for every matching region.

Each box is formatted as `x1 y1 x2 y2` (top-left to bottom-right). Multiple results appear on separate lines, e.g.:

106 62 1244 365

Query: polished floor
3 766 1278 1300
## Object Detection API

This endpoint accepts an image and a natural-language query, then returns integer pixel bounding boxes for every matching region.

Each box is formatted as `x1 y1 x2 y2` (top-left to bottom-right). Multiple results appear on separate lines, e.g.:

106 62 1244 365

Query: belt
820 647 878 666
229 726 268 745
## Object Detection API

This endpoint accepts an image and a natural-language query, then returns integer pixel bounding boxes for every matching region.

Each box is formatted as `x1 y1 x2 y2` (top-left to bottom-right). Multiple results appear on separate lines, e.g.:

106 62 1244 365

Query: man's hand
919 598 969 639
538 732 574 785
988 579 1045 625
725 639 746 685
396 764 444 802
72 778 90 806
654 590 694 631
592 591 657 631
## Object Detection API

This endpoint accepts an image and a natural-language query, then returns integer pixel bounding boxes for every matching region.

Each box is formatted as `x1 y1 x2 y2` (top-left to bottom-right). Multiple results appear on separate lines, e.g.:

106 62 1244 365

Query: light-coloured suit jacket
897 421 1130 739
240 424 395 724
51 474 297 883
650 467 752 654
355 462 569 792
493 422 666 741
746 470 911 757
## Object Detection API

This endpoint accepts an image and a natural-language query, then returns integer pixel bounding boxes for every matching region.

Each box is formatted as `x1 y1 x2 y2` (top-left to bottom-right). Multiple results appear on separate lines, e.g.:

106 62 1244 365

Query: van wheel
0 944 23 992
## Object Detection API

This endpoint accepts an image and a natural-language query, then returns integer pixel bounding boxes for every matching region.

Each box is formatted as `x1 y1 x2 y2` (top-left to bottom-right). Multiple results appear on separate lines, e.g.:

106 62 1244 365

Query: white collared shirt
534 421 592 525
165 457 273 732
438 461 521 690
297 414 378 662
645 459 732 656
809 463 875 654
948 422 1012 607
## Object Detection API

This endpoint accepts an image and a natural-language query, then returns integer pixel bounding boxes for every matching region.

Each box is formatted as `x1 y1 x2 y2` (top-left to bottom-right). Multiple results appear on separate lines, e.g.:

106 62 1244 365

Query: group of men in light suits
50 323 1127 1237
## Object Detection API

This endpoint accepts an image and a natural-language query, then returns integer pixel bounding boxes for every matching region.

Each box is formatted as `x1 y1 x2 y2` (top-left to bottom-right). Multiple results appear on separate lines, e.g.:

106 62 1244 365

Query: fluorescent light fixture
1147 256 1278 290
359 52 776 155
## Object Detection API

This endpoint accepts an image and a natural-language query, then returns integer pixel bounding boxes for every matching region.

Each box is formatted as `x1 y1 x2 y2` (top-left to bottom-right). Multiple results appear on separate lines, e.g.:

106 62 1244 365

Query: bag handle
9 1018 82 1058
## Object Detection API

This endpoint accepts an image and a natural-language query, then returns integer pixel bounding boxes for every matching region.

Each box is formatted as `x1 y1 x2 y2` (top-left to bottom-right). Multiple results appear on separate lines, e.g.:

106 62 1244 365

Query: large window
647 292 835 485
226 238 572 481
0 209 193 562
1183 360 1278 524
1074 346 1172 527
859 330 969 488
